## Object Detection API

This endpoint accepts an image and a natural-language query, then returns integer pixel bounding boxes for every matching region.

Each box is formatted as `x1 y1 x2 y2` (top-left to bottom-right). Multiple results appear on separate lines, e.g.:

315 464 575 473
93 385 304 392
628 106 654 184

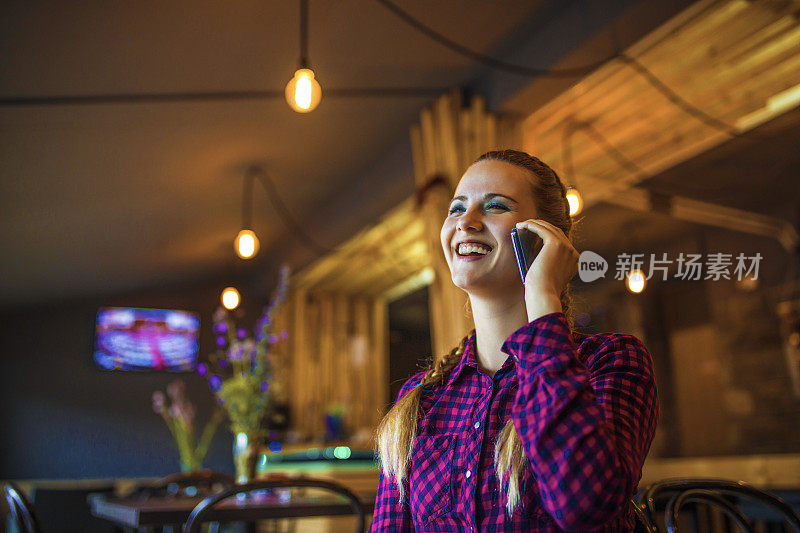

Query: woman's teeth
457 243 491 256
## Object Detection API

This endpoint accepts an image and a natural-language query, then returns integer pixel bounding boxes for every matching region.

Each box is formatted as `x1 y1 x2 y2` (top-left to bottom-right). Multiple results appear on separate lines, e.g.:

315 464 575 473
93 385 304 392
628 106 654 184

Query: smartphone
510 228 542 283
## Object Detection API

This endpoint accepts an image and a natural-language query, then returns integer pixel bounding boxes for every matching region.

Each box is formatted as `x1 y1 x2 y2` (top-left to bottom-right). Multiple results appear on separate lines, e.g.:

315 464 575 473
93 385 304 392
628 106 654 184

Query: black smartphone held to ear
510 228 542 283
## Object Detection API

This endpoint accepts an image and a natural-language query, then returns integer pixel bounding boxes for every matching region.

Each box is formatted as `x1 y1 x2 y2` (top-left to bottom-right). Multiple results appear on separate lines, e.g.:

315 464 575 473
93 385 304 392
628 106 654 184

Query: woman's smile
455 240 493 261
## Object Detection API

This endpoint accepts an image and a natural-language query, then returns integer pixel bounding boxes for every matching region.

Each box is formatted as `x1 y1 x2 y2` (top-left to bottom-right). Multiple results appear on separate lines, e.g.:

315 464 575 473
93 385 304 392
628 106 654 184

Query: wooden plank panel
522 0 800 208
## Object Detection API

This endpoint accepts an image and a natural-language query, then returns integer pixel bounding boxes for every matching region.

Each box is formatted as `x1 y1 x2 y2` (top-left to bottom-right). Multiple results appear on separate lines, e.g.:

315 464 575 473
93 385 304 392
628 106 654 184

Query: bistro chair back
632 498 657 533
182 478 365 533
636 478 800 532
3 481 42 533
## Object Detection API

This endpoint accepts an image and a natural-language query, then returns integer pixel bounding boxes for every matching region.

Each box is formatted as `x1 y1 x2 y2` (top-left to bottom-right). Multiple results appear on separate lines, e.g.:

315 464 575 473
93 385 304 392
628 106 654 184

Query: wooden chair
636 478 800 532
182 478 365 533
3 481 42 533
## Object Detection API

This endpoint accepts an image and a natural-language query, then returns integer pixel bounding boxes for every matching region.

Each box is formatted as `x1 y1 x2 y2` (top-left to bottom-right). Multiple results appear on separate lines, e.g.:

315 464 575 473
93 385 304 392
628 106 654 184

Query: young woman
372 150 658 531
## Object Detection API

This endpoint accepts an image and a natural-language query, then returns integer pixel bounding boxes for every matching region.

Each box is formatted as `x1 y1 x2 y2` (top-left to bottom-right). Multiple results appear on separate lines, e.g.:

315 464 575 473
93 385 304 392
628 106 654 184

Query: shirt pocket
409 434 456 525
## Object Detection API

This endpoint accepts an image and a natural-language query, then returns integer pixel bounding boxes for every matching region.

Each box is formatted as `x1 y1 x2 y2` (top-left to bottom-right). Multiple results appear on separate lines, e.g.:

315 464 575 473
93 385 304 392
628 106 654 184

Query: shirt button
473 421 480 429
465 470 472 479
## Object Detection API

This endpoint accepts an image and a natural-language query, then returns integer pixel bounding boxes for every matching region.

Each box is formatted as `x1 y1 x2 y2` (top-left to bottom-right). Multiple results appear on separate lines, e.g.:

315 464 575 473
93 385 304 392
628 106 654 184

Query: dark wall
0 276 275 480
388 286 433 407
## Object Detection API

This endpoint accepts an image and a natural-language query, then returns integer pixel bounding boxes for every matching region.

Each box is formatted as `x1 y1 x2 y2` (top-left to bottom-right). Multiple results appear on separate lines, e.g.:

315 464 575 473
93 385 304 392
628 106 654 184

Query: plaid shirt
371 312 658 532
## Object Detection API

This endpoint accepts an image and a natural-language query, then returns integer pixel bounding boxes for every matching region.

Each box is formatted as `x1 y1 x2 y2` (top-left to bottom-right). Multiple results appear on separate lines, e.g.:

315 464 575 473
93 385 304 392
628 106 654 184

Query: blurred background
2 0 800 531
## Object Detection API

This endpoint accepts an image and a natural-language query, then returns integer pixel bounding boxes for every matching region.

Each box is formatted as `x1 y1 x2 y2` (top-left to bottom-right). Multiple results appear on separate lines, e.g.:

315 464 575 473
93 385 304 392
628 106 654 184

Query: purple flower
236 328 247 340
216 336 226 347
152 391 166 414
166 379 185 401
209 375 222 392
181 401 196 423
260 381 269 393
218 358 228 369
268 334 278 344
213 322 228 334
196 362 207 377
213 307 227 323
280 330 289 340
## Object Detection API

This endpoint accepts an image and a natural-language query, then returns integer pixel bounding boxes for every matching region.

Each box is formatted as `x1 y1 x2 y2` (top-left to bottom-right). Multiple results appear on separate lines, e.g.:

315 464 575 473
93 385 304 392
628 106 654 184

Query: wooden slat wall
410 90 522 357
522 0 800 208
268 200 433 441
272 290 388 440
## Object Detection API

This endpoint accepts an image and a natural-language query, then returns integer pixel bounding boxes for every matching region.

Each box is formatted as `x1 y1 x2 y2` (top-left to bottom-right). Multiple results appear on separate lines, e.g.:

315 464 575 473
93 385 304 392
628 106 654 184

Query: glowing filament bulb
235 229 259 259
221 287 240 310
566 187 583 216
626 269 646 293
285 68 322 113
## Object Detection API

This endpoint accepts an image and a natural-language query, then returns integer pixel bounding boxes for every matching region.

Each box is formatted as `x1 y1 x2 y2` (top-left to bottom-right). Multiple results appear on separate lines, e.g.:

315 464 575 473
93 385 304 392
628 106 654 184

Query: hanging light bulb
285 0 321 113
234 229 259 259
626 269 646 293
285 68 322 113
565 187 583 216
221 287 241 310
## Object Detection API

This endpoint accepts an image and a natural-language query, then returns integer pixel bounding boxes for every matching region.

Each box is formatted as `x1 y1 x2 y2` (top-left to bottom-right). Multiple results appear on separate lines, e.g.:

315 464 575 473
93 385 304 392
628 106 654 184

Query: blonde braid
376 333 471 501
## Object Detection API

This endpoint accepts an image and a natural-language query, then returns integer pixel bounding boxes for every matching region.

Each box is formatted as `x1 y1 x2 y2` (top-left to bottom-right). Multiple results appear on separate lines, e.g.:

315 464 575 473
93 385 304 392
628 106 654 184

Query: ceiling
0 0 550 308
2 0 798 311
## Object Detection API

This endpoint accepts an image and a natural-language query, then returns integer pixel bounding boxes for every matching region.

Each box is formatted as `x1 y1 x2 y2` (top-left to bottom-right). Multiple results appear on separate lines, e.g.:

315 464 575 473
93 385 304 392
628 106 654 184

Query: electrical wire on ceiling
374 0 744 139
247 166 332 257
0 0 756 140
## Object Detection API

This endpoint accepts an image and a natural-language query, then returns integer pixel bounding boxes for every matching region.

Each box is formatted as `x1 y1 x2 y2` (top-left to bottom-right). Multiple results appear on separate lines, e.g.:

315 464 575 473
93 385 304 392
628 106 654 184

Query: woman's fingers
515 219 568 246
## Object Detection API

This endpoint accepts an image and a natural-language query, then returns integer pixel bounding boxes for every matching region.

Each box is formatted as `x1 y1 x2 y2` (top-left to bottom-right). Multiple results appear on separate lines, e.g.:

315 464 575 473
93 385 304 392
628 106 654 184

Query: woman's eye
486 202 509 211
448 204 465 215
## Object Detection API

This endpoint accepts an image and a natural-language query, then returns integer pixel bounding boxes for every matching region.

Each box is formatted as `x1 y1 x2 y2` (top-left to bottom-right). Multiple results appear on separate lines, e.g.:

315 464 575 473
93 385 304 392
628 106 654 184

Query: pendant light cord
299 0 309 68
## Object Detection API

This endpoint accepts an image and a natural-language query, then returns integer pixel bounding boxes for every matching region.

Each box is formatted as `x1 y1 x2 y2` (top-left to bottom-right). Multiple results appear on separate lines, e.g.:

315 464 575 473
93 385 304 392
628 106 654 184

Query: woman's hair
376 149 575 514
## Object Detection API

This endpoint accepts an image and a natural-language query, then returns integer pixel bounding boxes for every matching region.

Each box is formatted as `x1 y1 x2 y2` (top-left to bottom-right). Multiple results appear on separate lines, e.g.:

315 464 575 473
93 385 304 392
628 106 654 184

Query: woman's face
440 160 539 297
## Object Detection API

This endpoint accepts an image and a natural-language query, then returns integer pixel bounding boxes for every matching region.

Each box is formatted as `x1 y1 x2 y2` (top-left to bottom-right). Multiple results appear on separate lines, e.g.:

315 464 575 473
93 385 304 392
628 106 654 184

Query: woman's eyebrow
450 193 518 203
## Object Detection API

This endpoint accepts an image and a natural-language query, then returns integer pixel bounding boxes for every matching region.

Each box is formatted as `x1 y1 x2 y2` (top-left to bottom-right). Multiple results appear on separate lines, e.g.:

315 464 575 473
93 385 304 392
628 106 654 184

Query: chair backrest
632 498 657 533
182 478 365 533
3 481 42 533
636 478 800 533
137 469 236 498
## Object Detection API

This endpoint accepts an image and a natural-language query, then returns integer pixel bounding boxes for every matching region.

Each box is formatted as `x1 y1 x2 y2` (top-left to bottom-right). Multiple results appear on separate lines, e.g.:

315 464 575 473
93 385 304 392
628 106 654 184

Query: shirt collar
444 323 587 386
444 331 479 387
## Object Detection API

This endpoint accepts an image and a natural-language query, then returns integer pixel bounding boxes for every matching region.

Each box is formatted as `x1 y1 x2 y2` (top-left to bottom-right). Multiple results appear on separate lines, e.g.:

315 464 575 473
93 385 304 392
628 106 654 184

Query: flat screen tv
93 307 200 371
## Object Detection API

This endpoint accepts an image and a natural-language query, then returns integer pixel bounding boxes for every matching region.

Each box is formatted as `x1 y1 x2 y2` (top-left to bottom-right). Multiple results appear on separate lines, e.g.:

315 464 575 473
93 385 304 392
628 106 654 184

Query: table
88 491 375 529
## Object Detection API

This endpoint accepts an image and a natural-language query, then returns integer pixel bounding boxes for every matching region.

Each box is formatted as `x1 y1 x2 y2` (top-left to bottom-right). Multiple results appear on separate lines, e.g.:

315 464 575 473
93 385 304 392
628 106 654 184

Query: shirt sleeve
502 312 659 531
370 374 424 532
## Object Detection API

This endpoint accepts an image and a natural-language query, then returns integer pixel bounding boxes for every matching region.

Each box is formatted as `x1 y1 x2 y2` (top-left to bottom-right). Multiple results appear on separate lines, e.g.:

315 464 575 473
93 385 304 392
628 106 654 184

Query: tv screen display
94 307 200 371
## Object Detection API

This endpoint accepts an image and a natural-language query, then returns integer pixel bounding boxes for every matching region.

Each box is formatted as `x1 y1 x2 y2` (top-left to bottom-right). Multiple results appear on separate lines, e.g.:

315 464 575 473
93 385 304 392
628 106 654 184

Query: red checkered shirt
371 312 658 532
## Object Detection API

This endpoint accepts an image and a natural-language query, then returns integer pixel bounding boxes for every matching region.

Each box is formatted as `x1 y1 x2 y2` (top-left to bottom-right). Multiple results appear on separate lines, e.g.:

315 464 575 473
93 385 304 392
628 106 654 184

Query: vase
232 432 259 483
179 456 200 473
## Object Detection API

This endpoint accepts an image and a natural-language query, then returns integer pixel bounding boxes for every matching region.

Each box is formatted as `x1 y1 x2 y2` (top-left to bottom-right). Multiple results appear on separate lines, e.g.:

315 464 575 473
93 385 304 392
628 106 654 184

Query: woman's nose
456 207 483 232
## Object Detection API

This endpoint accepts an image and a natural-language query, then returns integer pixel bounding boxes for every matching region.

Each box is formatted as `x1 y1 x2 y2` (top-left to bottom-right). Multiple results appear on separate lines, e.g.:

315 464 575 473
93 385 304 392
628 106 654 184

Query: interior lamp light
221 287 241 310
285 0 321 113
286 68 322 113
235 229 259 259
566 187 583 216
234 169 259 260
626 269 646 294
